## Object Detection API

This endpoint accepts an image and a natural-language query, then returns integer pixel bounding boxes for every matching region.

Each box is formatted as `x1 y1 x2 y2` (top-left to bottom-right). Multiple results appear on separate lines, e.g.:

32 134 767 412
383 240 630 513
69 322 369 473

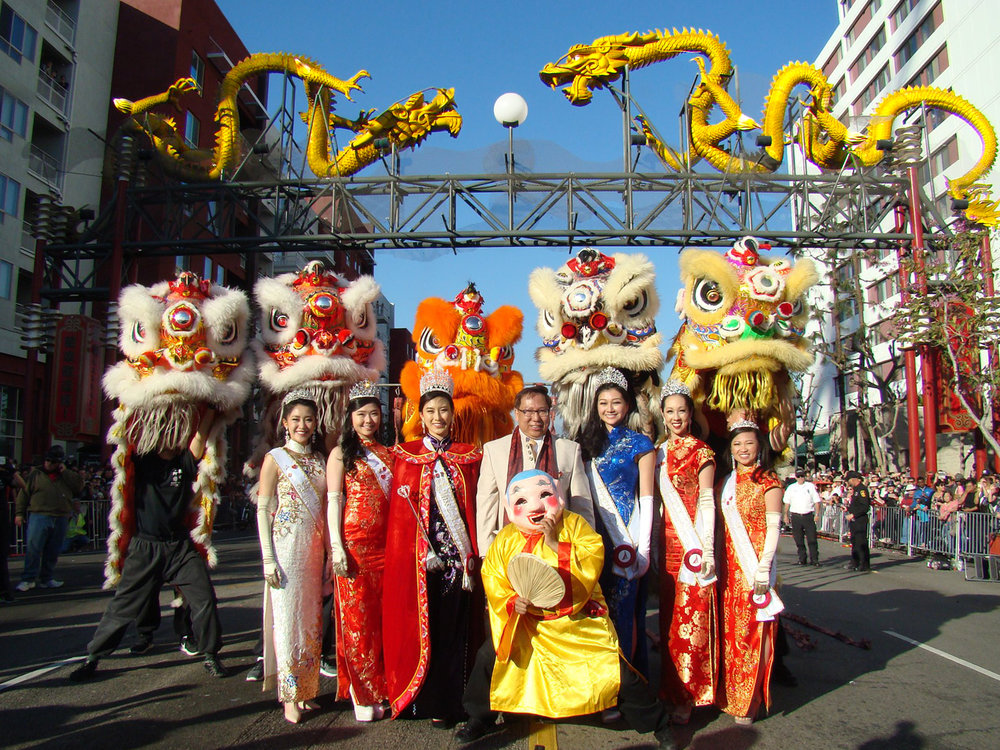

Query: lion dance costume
102 270 254 588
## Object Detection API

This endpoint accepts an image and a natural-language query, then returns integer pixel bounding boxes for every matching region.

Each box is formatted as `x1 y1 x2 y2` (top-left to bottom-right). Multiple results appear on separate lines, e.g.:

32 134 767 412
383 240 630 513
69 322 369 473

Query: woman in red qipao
655 380 717 724
717 419 784 726
382 369 482 725
326 381 394 721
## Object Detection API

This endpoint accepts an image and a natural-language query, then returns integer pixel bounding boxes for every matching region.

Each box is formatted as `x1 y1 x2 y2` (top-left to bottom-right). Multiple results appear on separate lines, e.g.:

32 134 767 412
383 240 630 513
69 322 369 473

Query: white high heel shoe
351 686 385 722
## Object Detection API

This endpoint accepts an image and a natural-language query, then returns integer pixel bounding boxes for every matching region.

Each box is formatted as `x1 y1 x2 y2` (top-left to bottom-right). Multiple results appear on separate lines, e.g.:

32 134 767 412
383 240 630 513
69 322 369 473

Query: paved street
2 534 998 749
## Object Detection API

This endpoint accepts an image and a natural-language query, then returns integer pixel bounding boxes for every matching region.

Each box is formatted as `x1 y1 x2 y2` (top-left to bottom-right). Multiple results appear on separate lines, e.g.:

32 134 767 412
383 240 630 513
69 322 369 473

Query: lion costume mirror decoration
399 283 523 447
244 260 385 482
666 236 817 452
102 271 254 588
529 249 662 441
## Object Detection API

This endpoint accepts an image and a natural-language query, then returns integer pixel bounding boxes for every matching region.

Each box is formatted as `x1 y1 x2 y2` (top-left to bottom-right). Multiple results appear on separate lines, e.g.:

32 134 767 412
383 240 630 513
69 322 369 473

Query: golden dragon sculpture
114 53 461 180
540 29 998 224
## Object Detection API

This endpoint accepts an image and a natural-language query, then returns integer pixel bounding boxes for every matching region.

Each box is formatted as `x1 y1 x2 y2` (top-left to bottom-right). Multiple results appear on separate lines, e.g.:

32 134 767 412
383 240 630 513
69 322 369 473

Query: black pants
790 512 819 564
850 516 871 570
87 537 222 659
463 637 670 735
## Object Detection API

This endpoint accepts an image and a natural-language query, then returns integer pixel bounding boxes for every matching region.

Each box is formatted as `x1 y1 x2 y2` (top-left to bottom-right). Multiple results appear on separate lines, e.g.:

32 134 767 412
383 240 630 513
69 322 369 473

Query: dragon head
674 237 817 376
400 283 523 446
351 88 462 150
539 35 637 105
102 270 254 454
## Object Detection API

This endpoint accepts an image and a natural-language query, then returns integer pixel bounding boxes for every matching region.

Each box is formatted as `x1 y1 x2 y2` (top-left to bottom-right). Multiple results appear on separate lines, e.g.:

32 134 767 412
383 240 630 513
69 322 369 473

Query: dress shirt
783 481 822 514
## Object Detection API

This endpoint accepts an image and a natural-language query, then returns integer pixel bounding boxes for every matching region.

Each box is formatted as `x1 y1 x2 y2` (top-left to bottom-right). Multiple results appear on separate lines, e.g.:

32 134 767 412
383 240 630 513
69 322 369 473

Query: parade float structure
398 283 523 447
101 271 254 587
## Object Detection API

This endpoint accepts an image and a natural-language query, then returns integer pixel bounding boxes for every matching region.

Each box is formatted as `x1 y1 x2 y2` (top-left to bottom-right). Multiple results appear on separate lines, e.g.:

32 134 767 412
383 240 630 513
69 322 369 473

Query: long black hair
721 423 775 484
579 383 638 462
340 396 385 471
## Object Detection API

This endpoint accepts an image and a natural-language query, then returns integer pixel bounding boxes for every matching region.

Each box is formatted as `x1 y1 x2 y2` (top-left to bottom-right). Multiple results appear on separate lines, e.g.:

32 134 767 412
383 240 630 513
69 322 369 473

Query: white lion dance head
102 270 254 588
245 260 385 479
529 248 663 441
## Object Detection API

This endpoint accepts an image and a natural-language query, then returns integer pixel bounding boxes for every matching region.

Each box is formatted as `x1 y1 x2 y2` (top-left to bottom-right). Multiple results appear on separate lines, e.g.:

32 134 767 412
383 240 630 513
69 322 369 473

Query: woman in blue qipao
578 367 656 683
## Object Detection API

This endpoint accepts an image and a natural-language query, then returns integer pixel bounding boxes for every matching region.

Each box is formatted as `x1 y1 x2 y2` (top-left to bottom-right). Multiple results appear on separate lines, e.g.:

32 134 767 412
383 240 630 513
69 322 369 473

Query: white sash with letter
588 461 641 580
658 458 717 587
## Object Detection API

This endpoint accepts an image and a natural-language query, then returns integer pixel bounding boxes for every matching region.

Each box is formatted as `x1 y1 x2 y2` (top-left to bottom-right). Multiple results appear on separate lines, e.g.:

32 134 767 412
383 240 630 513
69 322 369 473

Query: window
857 64 891 110
837 296 859 323
184 112 200 147
0 3 37 64
822 46 843 79
215 264 225 285
174 255 189 271
849 26 887 82
930 135 958 174
834 77 847 103
190 50 205 93
890 0 920 31
0 259 11 298
0 383 23 461
203 257 212 279
0 87 28 140
907 46 948 88
0 172 21 222
846 3 874 46
926 106 948 132
895 3 943 70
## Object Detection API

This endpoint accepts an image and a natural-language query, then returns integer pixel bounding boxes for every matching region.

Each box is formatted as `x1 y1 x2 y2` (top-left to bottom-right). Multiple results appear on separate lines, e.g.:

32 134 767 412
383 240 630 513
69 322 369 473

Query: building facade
797 0 1000 475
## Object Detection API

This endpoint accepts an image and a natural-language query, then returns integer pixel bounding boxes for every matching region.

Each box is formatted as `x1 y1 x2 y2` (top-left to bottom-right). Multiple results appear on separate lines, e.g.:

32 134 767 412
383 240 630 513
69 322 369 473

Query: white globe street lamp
494 93 527 177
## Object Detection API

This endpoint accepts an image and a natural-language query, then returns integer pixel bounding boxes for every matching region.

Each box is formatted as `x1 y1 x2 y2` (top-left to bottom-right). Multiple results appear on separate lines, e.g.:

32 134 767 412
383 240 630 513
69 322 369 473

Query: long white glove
257 494 280 588
698 488 716 576
327 491 349 577
755 510 782 594
635 494 654 578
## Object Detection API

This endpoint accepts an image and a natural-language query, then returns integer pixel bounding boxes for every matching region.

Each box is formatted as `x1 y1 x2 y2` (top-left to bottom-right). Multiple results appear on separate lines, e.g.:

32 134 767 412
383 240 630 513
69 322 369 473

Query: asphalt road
1 533 998 750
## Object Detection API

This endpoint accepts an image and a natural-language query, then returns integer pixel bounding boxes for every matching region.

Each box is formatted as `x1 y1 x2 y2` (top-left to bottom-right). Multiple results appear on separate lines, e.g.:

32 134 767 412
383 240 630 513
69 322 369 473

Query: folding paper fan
506 552 565 609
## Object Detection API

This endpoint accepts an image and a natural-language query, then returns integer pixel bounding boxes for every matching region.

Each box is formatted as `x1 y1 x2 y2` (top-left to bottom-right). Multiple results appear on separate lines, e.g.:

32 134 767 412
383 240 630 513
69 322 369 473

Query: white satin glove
257 495 281 588
755 510 782 595
327 491 349 577
698 488 716 578
635 494 654 578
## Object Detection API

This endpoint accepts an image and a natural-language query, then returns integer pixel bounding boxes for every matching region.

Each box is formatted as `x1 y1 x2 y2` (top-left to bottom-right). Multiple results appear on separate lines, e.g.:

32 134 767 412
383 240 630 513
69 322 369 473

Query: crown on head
660 379 691 401
595 366 628 391
348 380 379 401
282 388 315 408
420 368 454 397
730 418 759 432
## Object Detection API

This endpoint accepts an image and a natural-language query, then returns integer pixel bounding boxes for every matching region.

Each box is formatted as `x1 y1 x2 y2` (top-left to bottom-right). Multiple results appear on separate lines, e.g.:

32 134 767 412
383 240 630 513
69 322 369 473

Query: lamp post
493 92 528 173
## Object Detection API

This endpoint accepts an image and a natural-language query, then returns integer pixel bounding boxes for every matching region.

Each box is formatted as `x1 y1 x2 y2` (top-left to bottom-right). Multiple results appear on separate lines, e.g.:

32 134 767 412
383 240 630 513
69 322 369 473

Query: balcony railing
45 0 76 45
20 228 36 258
28 144 64 189
37 70 69 117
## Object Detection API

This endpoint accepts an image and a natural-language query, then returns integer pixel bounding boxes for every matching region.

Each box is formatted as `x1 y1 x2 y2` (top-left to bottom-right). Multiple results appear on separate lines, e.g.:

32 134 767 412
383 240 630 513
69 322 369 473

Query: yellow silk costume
482 511 621 718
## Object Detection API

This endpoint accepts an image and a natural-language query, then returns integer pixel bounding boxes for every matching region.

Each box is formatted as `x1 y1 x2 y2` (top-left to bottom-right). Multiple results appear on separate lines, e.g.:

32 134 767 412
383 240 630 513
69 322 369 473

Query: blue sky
217 0 840 384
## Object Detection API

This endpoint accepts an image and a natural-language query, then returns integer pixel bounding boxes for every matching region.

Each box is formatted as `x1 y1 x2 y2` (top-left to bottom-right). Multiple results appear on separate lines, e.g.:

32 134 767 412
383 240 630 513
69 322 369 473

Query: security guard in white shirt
783 470 822 566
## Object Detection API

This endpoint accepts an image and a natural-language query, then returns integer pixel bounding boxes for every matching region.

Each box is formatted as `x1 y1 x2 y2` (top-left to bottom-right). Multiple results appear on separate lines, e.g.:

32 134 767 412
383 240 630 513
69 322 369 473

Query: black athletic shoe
654 727 678 750
129 637 154 656
455 717 495 742
843 564 858 571
69 659 98 681
811 561 821 567
202 654 227 678
180 636 200 656
320 657 337 677
245 658 264 682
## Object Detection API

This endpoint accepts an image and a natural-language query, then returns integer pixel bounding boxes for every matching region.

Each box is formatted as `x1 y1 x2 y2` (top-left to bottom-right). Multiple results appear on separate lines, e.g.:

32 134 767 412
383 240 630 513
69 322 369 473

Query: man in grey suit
476 385 595 553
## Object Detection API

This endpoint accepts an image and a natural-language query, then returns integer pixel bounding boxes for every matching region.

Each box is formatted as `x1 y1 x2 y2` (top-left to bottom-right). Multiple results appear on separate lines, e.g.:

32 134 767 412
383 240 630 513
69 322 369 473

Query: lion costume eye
269 309 289 332
692 279 725 313
131 321 146 344
621 290 649 318
219 322 238 346
418 327 442 355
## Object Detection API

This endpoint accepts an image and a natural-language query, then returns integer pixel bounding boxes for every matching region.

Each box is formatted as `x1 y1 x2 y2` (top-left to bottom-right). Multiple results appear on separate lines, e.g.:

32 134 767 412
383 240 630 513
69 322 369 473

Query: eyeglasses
517 408 550 417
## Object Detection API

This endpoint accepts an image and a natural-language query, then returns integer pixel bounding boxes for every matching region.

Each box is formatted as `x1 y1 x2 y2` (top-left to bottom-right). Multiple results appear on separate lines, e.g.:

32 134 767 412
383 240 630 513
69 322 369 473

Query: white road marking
0 656 85 693
884 630 1000 683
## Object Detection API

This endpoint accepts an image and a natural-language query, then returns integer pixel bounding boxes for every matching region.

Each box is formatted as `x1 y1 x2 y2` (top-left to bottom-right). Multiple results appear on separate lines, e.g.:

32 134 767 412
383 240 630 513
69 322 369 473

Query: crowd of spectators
789 468 1000 557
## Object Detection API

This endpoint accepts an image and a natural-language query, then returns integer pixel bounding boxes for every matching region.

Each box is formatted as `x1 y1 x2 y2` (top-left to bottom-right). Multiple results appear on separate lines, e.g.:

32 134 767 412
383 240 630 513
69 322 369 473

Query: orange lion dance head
399 283 523 447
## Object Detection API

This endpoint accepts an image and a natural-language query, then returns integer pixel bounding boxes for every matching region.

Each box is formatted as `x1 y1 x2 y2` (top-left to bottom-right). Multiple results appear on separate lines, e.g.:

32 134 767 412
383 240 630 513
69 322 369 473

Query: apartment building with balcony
0 0 118 461
796 0 1000 474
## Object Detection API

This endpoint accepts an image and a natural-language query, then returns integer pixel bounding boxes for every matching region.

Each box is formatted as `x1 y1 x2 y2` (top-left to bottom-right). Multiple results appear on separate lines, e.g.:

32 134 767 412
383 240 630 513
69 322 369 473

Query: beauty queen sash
588 462 641 580
269 447 322 530
658 459 717 588
429 451 475 592
363 448 392 498
720 472 783 622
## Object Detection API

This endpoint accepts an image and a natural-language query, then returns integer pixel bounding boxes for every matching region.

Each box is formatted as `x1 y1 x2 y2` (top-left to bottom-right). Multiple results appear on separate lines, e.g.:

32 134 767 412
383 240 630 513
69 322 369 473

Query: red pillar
908 166 937 476
895 206 922 479
21 221 49 464
980 232 999 475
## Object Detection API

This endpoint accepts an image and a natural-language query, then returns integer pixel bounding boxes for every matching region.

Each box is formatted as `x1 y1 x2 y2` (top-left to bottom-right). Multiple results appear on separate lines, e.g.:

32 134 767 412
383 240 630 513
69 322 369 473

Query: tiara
348 380 379 401
420 368 454 397
282 388 315 407
595 366 628 391
660 379 691 400
730 418 759 431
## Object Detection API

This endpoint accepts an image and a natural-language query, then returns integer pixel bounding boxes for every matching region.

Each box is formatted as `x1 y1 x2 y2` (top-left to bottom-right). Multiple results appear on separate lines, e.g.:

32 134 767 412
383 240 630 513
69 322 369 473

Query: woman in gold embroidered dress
256 393 327 724
717 420 784 726
655 380 717 724
326 381 393 721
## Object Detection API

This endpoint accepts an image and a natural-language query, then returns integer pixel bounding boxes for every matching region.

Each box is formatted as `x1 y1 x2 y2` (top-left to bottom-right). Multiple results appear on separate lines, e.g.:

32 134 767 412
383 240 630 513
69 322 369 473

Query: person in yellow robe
456 469 676 749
